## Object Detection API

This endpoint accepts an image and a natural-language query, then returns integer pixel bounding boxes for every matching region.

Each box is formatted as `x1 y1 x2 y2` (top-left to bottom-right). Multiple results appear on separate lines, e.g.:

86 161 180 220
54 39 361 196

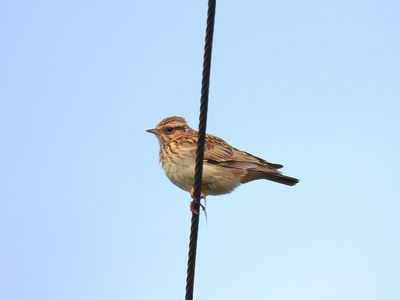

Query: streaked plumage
147 116 299 196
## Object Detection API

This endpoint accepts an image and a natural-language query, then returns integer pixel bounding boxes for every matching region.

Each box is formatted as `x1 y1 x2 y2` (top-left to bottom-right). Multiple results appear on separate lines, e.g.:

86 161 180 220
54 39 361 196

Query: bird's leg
190 187 207 219
201 192 207 211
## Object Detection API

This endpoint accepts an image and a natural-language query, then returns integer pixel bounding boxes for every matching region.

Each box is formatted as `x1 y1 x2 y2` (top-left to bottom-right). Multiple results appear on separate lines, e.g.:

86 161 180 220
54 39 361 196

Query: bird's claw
190 187 207 221
190 201 206 214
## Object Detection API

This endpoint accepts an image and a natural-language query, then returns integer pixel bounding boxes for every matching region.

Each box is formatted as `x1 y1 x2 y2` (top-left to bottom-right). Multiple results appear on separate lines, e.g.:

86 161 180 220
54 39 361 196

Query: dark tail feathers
262 173 299 186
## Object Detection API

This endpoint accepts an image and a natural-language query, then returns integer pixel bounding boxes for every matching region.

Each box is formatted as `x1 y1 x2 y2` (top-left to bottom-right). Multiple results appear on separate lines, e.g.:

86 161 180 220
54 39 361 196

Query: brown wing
177 131 236 162
196 133 298 186
203 134 236 162
203 134 283 170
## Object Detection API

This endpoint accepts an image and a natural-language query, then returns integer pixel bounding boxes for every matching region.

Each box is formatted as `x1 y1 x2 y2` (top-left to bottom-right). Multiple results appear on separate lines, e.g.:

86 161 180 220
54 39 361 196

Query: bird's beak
146 128 159 135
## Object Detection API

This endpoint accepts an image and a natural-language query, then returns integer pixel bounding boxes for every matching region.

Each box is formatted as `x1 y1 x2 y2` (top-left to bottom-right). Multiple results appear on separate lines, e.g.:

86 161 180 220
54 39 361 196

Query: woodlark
147 116 299 198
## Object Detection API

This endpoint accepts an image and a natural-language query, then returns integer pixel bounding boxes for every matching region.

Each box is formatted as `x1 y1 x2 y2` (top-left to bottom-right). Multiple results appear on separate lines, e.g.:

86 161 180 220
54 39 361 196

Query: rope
185 1 216 299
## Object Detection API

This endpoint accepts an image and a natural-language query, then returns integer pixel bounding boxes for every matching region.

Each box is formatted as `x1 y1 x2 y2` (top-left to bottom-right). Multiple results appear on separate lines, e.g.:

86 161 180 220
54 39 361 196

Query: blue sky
1 0 399 299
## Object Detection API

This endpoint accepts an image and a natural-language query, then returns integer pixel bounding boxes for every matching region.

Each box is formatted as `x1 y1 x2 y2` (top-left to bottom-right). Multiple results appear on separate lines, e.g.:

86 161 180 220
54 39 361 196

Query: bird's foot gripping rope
190 187 207 220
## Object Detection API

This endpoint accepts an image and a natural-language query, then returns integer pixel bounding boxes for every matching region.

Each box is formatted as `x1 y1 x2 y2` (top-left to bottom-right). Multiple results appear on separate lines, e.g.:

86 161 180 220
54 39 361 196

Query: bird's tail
261 172 299 186
241 169 299 186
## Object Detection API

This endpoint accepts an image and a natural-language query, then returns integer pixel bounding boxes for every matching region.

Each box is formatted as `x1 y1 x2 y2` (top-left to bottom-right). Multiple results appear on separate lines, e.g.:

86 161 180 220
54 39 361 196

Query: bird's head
146 116 190 144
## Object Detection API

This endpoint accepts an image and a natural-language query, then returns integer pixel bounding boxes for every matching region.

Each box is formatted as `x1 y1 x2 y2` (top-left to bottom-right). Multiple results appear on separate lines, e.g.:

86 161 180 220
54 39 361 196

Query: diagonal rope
185 1 216 300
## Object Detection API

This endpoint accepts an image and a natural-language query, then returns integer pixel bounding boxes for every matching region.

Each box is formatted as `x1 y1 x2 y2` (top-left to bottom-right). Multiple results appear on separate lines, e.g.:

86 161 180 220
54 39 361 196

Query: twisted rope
185 1 216 299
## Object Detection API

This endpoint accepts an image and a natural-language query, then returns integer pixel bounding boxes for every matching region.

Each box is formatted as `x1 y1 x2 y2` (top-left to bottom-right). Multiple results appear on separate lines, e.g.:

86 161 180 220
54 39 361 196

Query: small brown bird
147 116 299 199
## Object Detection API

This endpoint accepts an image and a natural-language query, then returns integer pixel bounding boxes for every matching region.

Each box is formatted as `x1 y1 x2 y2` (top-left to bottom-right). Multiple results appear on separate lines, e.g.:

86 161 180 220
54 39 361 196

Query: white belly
163 158 195 192
162 158 241 195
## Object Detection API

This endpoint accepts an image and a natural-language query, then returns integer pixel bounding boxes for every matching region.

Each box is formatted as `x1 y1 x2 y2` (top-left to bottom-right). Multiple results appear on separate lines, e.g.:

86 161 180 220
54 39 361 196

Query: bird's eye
165 127 174 134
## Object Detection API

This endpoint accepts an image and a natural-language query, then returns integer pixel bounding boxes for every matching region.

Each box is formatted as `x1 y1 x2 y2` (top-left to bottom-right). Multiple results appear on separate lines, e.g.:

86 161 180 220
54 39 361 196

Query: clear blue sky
1 0 399 299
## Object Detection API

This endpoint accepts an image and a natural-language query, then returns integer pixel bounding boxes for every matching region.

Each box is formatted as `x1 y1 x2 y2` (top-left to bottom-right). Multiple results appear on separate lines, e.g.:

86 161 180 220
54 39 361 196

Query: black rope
185 1 216 300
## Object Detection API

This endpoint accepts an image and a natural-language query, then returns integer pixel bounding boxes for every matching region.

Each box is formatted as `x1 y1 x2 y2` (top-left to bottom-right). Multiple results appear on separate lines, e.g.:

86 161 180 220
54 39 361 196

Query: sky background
1 0 400 299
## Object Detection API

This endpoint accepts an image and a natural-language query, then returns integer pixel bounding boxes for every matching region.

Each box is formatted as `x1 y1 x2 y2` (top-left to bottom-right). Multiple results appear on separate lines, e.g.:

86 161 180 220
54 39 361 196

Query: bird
147 116 299 204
